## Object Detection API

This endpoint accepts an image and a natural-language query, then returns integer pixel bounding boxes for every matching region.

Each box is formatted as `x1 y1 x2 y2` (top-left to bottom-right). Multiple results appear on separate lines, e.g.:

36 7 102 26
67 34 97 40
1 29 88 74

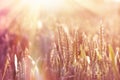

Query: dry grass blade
108 44 120 80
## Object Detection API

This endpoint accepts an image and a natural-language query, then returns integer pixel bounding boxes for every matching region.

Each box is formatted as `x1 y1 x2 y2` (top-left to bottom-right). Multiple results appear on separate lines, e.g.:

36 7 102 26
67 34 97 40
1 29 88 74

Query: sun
10 0 65 30
21 0 65 11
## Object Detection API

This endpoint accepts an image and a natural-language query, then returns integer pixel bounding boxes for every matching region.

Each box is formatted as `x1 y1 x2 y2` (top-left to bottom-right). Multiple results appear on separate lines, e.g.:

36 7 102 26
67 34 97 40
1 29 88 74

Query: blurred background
0 0 120 79
0 0 120 65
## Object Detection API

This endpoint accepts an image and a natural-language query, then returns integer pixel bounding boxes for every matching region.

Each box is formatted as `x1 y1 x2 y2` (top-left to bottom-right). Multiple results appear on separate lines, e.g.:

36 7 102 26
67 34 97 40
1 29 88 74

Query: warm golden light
21 0 65 11
1 0 120 80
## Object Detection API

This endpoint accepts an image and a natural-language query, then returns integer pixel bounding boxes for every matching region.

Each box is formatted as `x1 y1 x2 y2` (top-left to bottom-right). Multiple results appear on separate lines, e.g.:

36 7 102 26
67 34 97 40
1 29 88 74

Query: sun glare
21 0 65 11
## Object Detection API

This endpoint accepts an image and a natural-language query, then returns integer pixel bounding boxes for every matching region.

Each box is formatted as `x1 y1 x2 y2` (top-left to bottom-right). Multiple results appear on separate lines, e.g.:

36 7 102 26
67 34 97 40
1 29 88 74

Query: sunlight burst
21 0 65 11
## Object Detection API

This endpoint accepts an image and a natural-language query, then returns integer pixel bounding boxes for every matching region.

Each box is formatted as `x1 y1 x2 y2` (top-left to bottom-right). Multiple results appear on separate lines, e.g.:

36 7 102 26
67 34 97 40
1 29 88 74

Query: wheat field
0 0 120 80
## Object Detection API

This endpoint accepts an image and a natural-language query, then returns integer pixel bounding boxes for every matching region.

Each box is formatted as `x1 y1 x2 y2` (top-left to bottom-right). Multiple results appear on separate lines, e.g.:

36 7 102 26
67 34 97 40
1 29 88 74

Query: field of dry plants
0 0 120 80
